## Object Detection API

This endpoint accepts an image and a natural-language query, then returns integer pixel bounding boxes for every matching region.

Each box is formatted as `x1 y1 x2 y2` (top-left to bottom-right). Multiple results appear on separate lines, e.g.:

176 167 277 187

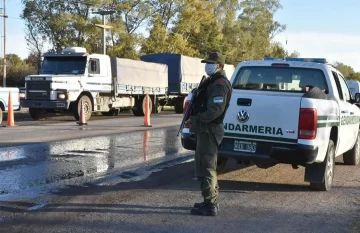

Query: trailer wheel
29 108 48 120
73 95 92 121
132 96 144 116
174 97 184 114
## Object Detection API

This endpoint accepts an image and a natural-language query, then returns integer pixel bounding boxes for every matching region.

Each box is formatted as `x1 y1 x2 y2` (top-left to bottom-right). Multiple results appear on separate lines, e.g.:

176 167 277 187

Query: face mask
205 63 218 76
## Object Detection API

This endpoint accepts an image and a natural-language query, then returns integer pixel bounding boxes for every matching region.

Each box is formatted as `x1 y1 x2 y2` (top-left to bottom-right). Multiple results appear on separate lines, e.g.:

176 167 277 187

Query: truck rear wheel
132 96 144 116
73 95 92 121
343 131 360 165
174 97 184 114
309 140 335 191
29 108 48 120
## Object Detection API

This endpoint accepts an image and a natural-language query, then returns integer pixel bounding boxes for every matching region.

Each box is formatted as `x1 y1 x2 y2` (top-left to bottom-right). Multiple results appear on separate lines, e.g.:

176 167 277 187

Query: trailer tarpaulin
114 58 168 88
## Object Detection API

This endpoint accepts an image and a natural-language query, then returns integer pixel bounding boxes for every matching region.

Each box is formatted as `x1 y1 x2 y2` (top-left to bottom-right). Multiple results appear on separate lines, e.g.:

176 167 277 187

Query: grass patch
162 106 175 111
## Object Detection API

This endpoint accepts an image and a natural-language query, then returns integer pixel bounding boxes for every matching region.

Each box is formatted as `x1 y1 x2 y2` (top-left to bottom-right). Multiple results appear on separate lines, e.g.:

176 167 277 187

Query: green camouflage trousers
194 123 224 204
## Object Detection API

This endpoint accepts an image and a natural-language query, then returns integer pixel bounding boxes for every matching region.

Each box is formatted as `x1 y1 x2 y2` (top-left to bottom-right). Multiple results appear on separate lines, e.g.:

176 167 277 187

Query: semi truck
140 53 235 113
20 47 235 120
20 47 169 121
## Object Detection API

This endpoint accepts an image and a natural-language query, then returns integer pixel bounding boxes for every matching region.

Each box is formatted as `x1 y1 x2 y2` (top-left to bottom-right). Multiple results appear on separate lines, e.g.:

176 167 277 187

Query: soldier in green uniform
189 52 232 216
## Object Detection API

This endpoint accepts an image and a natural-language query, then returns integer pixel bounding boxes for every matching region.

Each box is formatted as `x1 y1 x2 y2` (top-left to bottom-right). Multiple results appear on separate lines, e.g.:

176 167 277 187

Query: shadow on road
0 160 321 216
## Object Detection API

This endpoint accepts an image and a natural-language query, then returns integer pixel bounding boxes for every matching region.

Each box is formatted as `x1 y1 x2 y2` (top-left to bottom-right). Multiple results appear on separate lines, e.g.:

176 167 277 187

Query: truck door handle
350 112 355 115
341 110 349 114
237 98 252 106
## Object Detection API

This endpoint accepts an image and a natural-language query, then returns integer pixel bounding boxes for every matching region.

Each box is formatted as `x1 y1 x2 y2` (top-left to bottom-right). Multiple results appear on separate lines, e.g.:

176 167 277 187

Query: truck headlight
19 93 25 98
58 93 66 99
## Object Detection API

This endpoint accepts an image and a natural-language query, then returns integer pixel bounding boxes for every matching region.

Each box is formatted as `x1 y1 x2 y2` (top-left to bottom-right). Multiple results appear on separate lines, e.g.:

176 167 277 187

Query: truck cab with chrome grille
21 46 169 121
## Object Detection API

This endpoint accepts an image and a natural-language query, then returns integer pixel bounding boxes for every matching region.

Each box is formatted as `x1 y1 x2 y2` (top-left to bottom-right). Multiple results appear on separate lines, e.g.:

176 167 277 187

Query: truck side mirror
355 93 360 103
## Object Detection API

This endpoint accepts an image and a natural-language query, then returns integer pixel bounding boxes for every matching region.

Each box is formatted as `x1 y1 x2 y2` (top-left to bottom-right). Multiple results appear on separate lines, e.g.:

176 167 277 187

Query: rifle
177 75 208 136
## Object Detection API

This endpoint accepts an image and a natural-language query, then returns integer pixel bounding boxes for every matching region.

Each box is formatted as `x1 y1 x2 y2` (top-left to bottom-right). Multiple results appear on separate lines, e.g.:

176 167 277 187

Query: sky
4 0 360 72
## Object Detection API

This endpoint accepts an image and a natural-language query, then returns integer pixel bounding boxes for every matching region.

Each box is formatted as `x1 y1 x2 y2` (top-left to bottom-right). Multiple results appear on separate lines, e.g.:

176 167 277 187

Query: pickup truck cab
0 87 20 124
181 57 360 191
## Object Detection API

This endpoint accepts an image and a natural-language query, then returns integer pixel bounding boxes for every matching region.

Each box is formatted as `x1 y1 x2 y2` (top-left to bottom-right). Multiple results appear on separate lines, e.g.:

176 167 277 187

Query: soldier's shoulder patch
213 96 224 103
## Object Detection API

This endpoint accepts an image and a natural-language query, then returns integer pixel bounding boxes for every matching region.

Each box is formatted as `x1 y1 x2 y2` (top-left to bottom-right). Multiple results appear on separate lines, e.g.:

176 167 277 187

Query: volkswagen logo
237 110 249 123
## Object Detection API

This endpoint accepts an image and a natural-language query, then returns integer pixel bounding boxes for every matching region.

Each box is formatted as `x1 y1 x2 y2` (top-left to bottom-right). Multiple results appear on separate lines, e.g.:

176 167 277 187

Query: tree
141 15 169 54
266 41 300 58
333 61 360 81
0 54 37 87
20 0 287 65
21 0 104 52
236 0 285 61
333 62 355 79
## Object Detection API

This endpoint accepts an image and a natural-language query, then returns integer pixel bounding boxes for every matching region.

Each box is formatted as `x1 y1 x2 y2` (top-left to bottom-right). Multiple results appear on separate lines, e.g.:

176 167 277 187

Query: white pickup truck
181 57 360 191
0 87 20 124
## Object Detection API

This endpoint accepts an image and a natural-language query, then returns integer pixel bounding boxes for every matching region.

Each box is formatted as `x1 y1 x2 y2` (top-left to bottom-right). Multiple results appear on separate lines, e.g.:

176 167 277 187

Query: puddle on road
0 127 193 201
0 148 26 162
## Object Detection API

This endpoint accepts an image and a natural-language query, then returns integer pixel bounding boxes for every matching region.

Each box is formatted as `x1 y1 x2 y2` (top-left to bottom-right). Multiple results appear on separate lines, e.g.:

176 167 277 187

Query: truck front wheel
73 95 92 121
29 108 48 120
0 108 2 125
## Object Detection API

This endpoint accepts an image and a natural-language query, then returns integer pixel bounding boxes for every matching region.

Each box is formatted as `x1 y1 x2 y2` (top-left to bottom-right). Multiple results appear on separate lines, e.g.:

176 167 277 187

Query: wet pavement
0 114 183 147
0 126 192 202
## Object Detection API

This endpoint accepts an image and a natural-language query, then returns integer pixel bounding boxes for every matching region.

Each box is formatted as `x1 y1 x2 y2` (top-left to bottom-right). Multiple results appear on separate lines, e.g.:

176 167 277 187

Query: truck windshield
232 66 328 92
40 56 87 75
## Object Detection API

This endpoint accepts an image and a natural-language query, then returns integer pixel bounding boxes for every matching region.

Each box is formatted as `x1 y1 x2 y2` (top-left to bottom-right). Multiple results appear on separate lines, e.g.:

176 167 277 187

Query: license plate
57 103 65 107
234 140 256 153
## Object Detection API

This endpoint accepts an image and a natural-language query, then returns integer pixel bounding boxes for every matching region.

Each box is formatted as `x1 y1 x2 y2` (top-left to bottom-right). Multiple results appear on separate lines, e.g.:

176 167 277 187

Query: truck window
337 73 351 101
40 56 87 75
232 66 328 93
88 59 100 74
332 71 344 100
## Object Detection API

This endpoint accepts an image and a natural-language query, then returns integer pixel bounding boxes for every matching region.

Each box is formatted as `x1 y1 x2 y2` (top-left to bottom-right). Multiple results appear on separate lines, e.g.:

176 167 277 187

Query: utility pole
0 0 7 87
93 10 115 55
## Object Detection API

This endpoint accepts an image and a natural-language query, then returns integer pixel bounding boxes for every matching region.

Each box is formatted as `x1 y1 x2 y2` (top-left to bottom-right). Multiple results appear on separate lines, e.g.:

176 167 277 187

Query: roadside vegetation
0 0 358 86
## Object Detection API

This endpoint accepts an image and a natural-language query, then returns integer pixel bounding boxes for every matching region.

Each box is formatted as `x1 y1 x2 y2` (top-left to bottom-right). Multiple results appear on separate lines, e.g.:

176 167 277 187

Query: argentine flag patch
213 96 223 103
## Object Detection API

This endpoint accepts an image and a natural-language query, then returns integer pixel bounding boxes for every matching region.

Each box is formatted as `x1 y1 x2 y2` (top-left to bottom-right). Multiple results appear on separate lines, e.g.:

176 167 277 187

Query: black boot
190 202 217 216
193 202 219 210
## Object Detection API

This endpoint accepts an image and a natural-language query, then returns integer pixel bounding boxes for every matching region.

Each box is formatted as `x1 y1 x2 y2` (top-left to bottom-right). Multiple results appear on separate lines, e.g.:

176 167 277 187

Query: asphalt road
1 107 176 127
0 126 360 233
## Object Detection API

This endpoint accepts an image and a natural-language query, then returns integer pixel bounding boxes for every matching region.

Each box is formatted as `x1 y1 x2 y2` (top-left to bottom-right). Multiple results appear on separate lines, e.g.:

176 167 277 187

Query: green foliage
333 61 360 81
266 41 300 58
334 62 355 78
20 0 289 64
0 54 38 87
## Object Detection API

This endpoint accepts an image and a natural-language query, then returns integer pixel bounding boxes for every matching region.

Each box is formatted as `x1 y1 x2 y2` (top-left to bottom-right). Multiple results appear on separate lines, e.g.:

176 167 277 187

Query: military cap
201 52 225 65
